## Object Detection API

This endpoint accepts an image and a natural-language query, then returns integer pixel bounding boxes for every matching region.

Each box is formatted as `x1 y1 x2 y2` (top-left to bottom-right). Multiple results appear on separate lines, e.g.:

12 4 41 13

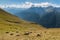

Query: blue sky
0 0 60 5
0 0 60 14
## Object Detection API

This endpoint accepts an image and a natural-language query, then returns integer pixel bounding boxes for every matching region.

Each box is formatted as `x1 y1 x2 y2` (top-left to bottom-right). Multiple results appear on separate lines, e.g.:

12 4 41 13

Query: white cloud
33 2 50 7
0 2 60 8
34 2 60 7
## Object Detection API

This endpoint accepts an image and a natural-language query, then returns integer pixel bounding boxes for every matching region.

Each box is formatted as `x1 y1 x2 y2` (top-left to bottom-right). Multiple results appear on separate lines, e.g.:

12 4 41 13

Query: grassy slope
0 9 60 40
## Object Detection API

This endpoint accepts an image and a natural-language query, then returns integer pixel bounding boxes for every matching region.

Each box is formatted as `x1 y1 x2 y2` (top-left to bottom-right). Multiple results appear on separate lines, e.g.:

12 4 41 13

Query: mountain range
0 4 60 40
14 6 60 28
2 2 60 28
0 2 60 40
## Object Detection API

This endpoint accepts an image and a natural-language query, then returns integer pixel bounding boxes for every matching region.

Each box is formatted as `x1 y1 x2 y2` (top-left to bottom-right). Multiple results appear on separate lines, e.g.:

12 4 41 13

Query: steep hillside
0 8 45 31
0 9 60 40
0 8 46 40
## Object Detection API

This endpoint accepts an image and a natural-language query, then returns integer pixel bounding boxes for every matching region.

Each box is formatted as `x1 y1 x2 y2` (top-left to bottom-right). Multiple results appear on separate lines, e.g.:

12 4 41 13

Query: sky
0 0 60 8
0 0 60 4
